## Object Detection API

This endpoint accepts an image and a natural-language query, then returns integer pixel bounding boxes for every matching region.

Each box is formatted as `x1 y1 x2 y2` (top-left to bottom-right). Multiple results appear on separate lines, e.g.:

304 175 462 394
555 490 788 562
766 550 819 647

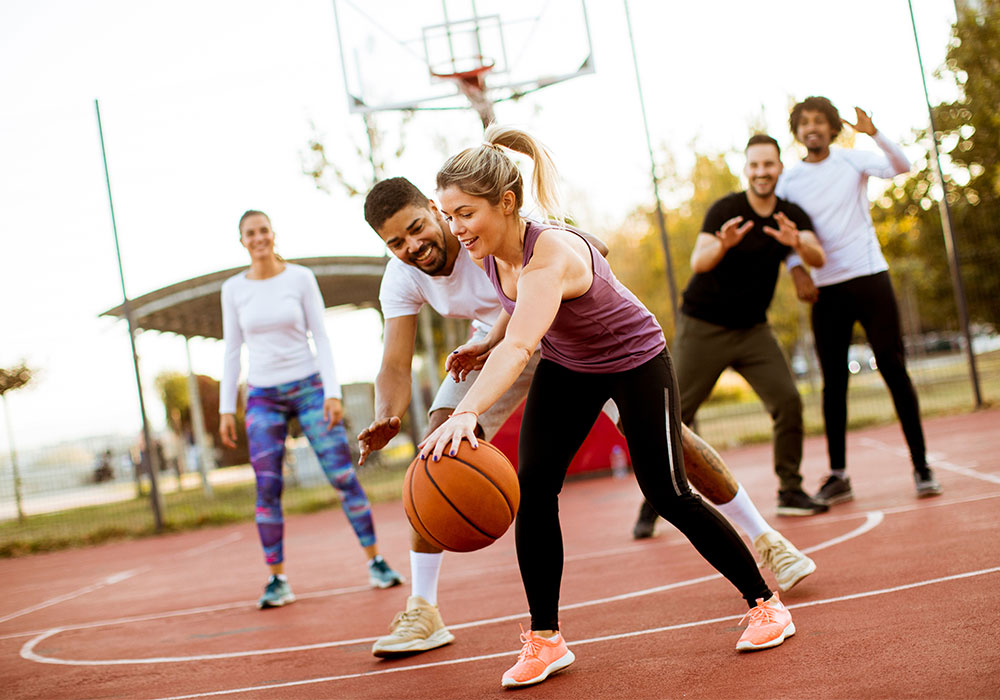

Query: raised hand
763 212 801 248
718 216 754 249
357 415 401 465
842 106 876 136
445 340 493 382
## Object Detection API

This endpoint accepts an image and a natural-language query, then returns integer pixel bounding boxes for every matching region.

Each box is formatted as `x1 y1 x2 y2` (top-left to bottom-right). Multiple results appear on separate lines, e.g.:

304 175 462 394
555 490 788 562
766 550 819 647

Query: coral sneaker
736 593 795 651
501 628 576 688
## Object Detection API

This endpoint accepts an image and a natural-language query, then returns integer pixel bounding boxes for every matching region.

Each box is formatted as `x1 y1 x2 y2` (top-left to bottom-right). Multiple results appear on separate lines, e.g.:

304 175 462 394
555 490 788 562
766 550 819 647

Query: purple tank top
484 220 665 373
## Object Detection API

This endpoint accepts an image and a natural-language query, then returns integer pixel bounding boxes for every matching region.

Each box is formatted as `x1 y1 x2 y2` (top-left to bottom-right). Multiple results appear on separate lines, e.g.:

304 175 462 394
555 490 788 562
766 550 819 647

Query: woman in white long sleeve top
220 210 402 608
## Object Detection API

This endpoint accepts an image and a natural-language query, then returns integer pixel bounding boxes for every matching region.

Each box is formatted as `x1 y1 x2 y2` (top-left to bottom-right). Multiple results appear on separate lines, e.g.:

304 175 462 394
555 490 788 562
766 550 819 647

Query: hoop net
429 62 496 127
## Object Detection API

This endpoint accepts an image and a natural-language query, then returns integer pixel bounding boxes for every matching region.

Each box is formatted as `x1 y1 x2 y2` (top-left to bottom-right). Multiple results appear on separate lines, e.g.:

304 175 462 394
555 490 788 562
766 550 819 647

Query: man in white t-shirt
778 96 941 504
359 177 818 658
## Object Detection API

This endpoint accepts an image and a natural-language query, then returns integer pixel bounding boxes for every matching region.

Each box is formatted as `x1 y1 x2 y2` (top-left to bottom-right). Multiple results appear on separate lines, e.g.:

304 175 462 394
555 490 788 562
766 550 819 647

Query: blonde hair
436 124 564 223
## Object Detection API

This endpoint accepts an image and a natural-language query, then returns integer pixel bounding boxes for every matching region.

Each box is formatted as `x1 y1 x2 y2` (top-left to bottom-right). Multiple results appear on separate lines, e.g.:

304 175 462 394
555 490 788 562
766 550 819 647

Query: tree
607 150 741 341
872 0 1000 331
302 112 415 197
155 371 248 468
0 363 35 521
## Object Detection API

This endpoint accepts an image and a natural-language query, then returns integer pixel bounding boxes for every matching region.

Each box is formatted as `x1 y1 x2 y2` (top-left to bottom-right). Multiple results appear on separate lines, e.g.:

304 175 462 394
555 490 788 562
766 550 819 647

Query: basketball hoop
430 62 496 128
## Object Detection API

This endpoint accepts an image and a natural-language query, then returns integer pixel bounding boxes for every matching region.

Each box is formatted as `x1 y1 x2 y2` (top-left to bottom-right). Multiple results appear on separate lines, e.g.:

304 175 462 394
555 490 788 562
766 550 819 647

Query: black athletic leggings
516 351 771 631
811 271 926 472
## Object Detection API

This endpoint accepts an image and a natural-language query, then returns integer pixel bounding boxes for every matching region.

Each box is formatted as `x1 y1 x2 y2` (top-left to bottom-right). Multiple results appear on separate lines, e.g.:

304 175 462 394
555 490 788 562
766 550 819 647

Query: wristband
449 410 479 420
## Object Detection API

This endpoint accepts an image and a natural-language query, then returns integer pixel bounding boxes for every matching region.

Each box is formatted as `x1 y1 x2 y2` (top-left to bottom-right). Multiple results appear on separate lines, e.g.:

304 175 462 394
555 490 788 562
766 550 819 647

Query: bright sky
1 0 958 450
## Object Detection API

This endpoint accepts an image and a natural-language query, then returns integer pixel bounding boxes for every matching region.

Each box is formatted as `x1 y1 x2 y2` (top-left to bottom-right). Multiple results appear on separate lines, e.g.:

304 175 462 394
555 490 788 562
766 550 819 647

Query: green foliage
154 371 249 467
872 0 1000 330
608 152 740 340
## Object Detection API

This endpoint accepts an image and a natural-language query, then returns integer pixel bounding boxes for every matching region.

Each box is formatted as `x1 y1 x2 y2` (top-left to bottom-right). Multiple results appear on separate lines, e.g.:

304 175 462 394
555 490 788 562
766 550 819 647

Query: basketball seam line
407 459 448 551
423 460 509 541
445 445 517 517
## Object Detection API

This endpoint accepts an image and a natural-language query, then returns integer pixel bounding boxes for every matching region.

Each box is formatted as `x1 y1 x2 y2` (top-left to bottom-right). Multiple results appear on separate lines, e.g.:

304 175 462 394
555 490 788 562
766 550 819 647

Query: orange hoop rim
429 60 495 82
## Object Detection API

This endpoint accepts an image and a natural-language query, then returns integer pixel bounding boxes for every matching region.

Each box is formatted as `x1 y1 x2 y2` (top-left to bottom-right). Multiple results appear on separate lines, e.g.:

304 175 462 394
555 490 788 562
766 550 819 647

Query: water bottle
610 444 628 479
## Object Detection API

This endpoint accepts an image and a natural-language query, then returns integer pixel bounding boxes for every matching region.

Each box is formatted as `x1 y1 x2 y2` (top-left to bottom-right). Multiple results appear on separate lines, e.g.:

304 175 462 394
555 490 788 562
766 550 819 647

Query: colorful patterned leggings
246 373 376 565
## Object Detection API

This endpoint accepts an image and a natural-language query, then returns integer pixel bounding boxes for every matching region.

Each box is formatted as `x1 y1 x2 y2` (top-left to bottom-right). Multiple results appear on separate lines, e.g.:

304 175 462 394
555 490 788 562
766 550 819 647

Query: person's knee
771 390 803 421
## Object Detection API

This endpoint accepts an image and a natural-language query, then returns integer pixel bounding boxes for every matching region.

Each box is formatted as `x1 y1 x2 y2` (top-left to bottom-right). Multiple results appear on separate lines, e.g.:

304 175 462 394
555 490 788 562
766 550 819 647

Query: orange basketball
403 439 520 552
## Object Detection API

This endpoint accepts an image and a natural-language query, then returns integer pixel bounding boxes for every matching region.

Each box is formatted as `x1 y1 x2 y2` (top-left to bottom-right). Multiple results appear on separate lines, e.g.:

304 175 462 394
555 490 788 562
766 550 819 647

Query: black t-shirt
680 192 814 329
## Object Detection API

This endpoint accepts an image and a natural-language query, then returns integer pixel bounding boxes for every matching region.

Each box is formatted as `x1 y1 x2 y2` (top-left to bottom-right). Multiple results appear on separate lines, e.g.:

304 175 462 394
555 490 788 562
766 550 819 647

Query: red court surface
3 409 999 699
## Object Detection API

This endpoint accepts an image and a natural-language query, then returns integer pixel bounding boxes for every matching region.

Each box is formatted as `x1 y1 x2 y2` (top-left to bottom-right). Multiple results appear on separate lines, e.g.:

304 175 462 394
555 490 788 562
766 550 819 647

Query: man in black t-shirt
634 134 828 535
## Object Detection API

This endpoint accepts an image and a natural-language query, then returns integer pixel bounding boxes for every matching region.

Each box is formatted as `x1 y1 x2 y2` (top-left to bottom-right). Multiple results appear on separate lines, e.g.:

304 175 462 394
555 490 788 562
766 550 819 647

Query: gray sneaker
817 475 854 505
914 470 942 498
257 575 295 609
368 555 404 589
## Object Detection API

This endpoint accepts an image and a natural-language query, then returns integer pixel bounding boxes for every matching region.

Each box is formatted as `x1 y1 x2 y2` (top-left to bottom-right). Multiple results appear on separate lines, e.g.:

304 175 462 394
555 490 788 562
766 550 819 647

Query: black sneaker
776 489 829 516
914 470 942 498
816 475 854 505
632 500 658 539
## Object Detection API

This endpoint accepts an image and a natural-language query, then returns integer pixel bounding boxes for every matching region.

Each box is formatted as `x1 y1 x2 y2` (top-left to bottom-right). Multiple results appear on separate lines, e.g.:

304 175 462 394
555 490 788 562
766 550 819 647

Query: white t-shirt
379 248 501 333
777 131 910 287
220 263 340 414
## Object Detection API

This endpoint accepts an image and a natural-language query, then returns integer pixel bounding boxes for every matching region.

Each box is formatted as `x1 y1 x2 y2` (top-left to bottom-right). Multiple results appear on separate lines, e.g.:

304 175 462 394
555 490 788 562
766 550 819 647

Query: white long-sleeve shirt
778 131 910 287
219 263 340 415
378 247 502 333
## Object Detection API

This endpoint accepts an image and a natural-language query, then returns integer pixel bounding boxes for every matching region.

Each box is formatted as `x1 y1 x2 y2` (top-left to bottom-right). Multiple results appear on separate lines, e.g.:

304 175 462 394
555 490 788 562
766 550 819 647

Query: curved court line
0 568 147 626
18 512 883 666
5 582 373 643
143 565 1000 700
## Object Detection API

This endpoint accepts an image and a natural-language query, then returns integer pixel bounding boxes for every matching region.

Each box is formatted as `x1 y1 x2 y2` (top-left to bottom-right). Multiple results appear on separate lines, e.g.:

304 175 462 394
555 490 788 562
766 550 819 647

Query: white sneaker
754 530 816 592
372 595 455 657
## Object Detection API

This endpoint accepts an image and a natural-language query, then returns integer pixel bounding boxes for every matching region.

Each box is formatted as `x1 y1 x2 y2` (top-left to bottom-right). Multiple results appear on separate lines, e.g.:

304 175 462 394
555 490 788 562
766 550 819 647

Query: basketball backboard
332 0 594 118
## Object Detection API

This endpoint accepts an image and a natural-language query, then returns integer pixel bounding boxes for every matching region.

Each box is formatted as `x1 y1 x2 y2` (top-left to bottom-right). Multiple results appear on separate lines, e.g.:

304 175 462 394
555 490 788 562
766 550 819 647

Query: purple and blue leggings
246 373 375 565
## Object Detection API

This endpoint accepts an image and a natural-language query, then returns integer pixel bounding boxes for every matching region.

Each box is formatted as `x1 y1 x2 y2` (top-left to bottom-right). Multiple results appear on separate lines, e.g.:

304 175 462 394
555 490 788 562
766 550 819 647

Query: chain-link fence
0 383 415 557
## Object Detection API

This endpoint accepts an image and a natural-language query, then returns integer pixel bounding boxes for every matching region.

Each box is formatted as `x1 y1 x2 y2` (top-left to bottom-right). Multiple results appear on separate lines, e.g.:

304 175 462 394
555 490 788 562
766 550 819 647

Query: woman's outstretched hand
417 411 479 461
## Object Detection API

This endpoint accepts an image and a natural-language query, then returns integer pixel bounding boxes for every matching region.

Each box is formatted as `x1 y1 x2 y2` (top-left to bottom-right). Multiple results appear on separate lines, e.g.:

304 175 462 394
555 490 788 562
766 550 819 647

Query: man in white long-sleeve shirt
777 96 941 504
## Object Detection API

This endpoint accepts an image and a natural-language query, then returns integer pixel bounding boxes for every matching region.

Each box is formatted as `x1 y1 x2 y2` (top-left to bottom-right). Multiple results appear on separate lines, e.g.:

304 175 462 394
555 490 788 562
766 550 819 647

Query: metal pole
906 0 982 407
95 99 165 529
184 338 214 497
1 394 25 521
623 0 679 316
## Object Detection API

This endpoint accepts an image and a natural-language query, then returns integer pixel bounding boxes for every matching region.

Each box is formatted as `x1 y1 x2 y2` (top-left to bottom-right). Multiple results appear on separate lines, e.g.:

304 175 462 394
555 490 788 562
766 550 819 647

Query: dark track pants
516 352 771 631
811 271 927 472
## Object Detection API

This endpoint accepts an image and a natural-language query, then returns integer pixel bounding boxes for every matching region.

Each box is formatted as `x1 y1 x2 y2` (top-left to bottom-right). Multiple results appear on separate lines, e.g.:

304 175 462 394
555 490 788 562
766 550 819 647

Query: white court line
183 532 243 557
8 491 998 644
18 514 883 666
858 437 1000 485
144 565 1000 700
0 568 147 626
1 583 373 642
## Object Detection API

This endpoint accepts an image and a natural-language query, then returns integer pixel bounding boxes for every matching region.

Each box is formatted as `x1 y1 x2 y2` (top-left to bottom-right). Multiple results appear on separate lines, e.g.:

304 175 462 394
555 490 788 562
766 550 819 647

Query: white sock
410 551 443 605
714 484 772 541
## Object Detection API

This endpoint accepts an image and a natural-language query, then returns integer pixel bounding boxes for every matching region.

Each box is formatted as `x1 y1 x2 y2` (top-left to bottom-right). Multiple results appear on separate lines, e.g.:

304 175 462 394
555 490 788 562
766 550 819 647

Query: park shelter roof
101 256 388 340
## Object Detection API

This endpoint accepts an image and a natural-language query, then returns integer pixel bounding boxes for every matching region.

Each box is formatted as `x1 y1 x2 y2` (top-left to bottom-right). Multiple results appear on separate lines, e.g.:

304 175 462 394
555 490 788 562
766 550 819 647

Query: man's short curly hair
364 177 430 231
790 96 842 140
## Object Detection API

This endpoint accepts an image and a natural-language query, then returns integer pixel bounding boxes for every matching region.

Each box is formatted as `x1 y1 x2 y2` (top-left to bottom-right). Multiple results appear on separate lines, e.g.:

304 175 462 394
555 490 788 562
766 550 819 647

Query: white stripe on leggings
663 388 682 495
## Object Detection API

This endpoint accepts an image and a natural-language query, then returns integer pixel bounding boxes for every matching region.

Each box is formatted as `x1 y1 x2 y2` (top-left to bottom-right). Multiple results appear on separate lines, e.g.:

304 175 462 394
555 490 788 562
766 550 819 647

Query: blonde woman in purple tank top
419 126 799 690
